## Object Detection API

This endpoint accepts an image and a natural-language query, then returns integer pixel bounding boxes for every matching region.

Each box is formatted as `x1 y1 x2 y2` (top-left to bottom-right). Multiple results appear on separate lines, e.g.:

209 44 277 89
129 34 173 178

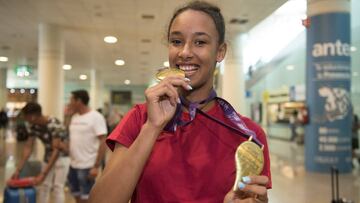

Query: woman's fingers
239 184 267 197
146 76 191 106
160 76 192 91
242 176 269 186
224 189 268 203
235 176 269 202
147 82 178 106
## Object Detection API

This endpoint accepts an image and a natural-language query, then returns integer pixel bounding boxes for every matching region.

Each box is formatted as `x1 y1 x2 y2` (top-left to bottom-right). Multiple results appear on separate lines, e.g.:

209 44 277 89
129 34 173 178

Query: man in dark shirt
0 109 9 133
12 102 70 203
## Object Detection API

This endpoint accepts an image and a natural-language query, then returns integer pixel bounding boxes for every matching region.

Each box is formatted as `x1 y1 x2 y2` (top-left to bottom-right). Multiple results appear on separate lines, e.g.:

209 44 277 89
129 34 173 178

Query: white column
90 69 103 110
0 68 7 107
38 23 64 120
222 34 246 114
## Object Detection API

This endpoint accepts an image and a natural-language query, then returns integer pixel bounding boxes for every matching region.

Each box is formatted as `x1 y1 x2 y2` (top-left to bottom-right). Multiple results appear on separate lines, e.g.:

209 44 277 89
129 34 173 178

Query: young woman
89 1 271 203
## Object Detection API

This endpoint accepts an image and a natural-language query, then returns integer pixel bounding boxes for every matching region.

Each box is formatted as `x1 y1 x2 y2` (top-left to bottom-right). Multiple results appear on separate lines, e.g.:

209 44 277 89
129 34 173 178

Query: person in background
67 90 107 203
107 107 123 134
352 113 360 167
0 107 9 137
289 110 299 142
11 102 69 203
89 1 271 203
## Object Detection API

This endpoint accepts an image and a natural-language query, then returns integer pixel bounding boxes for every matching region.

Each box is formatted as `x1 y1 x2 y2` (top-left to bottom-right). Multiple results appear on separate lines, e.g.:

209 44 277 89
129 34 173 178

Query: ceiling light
163 61 170 67
30 89 35 94
10 89 15 94
351 46 357 52
79 74 87 80
286 65 295 70
63 64 72 70
115 59 125 66
0 56 8 62
104 36 117 44
20 89 25 94
124 79 131 85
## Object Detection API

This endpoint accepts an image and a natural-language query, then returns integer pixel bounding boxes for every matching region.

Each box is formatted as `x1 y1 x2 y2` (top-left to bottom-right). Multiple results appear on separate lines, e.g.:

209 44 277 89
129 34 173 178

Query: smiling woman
89 1 271 203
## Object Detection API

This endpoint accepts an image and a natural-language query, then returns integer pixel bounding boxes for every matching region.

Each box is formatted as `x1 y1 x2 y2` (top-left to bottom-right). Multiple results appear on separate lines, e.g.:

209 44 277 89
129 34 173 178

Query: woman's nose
178 43 193 59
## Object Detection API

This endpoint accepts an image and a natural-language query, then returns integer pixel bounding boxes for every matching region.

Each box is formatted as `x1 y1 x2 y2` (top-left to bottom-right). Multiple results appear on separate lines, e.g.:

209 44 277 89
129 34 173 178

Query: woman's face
168 10 226 90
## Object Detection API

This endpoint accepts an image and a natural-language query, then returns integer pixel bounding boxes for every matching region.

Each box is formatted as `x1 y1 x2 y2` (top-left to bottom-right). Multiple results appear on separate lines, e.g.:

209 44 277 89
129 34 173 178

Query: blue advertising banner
306 13 352 173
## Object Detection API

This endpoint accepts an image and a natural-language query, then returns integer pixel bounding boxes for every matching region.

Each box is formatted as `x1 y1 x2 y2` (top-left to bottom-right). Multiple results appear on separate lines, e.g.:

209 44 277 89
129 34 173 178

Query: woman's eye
170 39 182 45
195 40 206 46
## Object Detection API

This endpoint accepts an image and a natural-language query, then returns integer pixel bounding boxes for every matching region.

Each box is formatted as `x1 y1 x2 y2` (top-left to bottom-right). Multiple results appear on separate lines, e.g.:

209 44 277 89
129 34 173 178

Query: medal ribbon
163 89 263 148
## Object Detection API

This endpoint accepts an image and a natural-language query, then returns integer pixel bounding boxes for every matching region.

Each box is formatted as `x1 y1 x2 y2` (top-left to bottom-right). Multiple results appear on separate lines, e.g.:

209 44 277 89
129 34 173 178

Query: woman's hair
167 1 225 44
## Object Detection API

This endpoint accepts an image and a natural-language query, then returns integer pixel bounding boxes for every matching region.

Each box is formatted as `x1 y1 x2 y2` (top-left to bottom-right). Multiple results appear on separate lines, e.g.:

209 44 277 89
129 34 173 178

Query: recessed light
104 36 117 44
163 61 170 67
30 89 35 94
351 46 357 52
10 89 15 94
124 79 131 85
79 74 87 80
20 89 25 94
115 59 125 66
63 64 72 70
286 65 295 70
0 56 8 62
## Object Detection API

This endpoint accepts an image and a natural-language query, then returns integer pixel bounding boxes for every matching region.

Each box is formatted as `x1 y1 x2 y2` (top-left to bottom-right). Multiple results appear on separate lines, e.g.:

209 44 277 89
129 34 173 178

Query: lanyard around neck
163 89 263 148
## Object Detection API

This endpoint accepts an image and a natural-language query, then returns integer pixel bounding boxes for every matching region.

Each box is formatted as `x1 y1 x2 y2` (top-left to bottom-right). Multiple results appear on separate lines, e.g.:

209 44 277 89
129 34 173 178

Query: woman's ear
216 43 227 62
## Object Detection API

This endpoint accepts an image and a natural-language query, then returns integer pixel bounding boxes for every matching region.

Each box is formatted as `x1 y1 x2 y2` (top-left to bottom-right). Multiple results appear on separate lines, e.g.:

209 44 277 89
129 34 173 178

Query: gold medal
155 67 185 80
233 137 264 191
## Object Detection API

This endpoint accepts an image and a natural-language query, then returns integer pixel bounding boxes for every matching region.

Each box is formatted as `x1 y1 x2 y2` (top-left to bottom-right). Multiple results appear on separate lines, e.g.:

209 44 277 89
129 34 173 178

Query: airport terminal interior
0 0 360 202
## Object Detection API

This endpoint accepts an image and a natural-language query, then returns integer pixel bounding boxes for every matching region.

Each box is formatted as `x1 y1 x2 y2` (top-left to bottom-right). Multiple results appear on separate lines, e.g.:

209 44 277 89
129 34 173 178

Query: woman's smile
178 64 199 77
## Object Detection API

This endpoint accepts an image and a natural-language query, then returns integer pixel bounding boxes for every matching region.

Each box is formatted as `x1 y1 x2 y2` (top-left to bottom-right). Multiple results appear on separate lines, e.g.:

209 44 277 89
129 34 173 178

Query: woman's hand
223 175 269 203
145 76 191 129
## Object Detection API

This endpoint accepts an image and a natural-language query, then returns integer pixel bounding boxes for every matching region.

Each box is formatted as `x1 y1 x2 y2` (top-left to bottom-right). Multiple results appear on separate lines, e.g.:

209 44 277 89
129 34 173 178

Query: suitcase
3 187 36 203
330 167 353 203
7 177 35 188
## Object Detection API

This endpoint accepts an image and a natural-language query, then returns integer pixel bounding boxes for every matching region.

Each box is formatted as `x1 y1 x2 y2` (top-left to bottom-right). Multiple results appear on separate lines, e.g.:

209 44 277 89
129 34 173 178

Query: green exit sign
15 65 32 77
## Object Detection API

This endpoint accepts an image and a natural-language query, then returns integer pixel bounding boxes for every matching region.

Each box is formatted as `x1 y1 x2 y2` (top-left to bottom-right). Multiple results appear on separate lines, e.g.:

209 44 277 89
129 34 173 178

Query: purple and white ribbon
163 89 263 148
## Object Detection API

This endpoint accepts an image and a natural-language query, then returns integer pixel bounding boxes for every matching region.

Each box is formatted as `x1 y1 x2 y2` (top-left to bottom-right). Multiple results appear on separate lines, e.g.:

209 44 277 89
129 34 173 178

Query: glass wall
244 0 359 139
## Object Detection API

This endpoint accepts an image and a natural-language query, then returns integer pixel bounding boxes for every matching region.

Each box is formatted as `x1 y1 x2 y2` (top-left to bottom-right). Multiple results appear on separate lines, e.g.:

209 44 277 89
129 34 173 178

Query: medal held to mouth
233 136 264 191
156 67 185 81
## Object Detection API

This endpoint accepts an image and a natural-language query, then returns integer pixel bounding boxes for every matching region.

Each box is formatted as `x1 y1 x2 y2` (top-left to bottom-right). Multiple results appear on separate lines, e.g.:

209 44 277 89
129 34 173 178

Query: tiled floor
1 128 359 203
268 139 360 203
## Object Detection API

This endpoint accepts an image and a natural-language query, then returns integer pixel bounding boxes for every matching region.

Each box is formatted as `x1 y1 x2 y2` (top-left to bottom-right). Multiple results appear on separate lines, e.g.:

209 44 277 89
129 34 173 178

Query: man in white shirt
67 90 107 203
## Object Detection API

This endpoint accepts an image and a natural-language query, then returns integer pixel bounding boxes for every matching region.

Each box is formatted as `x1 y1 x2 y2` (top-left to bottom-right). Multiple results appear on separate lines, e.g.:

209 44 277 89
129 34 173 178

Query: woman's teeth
179 65 198 71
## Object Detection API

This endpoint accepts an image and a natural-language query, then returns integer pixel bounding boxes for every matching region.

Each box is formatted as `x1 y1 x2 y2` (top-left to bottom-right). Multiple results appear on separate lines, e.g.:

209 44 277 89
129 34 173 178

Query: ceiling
0 0 286 87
